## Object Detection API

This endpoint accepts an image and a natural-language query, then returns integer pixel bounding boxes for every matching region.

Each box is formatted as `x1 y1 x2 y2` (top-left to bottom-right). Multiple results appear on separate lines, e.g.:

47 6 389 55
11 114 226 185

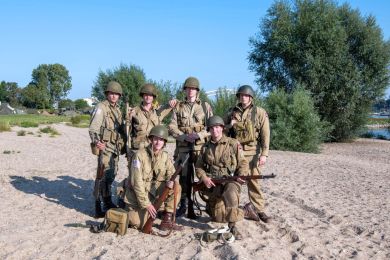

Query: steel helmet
207 115 225 130
105 81 123 96
139 83 157 97
148 125 168 142
183 77 200 90
236 85 255 98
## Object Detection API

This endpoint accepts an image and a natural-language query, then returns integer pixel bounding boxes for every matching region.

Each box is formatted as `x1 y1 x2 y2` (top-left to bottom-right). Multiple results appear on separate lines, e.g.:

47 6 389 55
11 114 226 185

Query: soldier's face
151 136 165 151
209 125 223 141
239 94 252 107
185 87 198 99
142 94 154 105
106 91 120 104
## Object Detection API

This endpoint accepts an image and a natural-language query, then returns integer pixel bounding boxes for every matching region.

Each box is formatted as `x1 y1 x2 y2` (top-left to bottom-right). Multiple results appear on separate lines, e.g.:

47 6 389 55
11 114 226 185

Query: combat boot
175 198 187 217
257 211 271 223
243 202 260 221
229 226 243 240
159 212 184 231
95 200 105 218
103 196 117 211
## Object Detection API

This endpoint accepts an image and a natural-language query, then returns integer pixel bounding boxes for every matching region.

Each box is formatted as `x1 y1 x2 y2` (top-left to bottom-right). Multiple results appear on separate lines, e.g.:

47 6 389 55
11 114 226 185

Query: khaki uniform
225 103 270 213
127 103 172 151
168 98 213 196
123 146 181 229
195 135 249 223
89 100 124 198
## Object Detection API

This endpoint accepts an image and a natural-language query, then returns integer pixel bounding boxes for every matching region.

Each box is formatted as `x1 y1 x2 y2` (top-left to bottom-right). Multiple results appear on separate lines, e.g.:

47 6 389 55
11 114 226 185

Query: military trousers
246 154 265 212
204 181 243 223
175 150 199 197
98 150 119 198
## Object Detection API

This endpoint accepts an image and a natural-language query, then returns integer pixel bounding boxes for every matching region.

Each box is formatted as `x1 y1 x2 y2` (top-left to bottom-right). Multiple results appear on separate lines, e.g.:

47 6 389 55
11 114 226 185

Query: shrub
17 130 26 136
20 121 39 128
0 121 11 132
39 126 60 136
265 87 332 153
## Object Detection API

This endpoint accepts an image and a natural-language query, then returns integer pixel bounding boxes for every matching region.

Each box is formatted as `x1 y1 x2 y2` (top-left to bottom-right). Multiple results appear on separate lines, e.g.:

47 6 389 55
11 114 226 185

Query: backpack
103 208 129 236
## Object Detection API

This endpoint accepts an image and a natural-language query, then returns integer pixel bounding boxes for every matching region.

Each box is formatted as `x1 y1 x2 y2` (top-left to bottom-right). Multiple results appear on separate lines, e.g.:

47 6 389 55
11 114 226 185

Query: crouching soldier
195 116 249 239
122 125 183 231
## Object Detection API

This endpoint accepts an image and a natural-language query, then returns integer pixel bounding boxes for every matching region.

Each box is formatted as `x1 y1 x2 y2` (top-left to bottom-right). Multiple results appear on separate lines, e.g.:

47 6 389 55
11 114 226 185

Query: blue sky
1 0 389 99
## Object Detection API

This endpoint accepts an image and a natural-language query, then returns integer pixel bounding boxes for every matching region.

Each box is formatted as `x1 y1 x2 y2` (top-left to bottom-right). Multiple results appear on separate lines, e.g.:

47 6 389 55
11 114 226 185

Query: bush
17 130 26 136
265 87 332 153
39 126 60 136
0 121 11 132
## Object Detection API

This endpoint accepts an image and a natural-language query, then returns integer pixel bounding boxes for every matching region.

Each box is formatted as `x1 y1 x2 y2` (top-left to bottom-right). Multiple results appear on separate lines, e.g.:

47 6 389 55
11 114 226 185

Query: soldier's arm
130 156 151 209
194 147 208 180
258 108 270 157
156 103 173 121
89 103 104 143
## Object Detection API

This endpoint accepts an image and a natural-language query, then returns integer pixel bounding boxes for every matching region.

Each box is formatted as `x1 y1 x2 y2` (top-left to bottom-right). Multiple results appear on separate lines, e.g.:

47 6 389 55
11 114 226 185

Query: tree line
1 0 389 151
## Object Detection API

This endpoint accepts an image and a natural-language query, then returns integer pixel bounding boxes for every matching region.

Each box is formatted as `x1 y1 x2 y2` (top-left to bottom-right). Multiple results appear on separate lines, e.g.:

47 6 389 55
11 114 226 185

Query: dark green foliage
74 99 89 110
265 87 331 153
249 0 390 141
92 63 146 106
0 81 21 106
58 99 75 110
21 83 50 109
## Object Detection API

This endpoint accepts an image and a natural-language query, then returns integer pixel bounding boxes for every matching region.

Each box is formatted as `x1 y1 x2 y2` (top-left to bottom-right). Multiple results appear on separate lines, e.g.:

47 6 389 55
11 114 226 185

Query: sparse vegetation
17 130 26 136
20 121 39 128
0 114 69 126
0 121 11 132
39 126 60 136
68 114 90 128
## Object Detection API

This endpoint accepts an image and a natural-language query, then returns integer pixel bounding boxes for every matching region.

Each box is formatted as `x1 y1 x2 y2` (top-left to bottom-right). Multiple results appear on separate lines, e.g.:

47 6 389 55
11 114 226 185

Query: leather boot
243 202 260 221
175 198 187 217
95 200 105 218
229 225 243 240
103 196 117 211
257 211 271 223
159 212 183 231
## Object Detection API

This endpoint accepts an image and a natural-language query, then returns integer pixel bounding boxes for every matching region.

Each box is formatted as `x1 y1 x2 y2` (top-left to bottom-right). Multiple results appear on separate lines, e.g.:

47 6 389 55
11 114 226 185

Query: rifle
142 154 189 234
186 152 196 219
192 173 276 192
93 149 105 217
125 100 133 161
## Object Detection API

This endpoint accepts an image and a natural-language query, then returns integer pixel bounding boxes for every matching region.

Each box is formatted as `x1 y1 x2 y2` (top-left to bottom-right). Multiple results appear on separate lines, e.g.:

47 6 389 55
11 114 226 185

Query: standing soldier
123 125 183 231
126 83 174 156
89 81 125 217
224 85 271 223
168 76 213 218
195 116 249 239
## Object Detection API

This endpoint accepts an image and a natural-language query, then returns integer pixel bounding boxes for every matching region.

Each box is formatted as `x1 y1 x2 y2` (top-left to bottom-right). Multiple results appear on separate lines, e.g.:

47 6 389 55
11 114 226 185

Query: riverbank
1 124 389 259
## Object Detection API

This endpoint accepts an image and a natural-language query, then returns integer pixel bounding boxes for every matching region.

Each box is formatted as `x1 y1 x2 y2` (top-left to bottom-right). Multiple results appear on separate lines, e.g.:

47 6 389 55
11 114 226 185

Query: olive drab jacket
124 146 175 209
224 103 270 157
127 102 172 150
89 100 125 155
195 135 249 180
168 98 213 152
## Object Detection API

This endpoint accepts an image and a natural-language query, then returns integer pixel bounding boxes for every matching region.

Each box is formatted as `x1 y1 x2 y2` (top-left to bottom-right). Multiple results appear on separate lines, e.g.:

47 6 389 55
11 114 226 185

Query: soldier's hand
258 155 267 166
184 134 195 143
169 99 178 108
96 141 106 151
146 204 157 219
166 180 174 189
230 119 237 127
188 133 199 141
202 176 216 189
236 177 246 185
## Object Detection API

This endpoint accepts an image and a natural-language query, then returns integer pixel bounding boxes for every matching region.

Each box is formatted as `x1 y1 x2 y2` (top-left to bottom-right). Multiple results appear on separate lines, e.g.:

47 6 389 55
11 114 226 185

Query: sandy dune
0 123 389 259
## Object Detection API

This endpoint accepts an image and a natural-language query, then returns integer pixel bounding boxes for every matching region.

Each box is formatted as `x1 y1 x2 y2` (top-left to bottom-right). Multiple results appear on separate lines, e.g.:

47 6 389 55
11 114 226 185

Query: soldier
224 85 271 223
89 81 125 217
123 125 183 231
168 76 213 218
126 83 174 155
195 116 249 239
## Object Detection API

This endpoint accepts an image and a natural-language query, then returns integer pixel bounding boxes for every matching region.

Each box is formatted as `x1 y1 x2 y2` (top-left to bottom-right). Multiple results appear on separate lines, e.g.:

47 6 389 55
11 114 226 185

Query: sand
0 123 389 259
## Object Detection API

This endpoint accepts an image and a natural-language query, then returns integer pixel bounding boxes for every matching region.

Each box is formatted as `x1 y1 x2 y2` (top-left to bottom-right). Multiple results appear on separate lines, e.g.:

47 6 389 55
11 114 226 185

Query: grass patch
68 114 90 128
17 130 26 136
20 121 39 128
0 121 11 132
367 117 390 125
39 126 60 136
0 114 70 126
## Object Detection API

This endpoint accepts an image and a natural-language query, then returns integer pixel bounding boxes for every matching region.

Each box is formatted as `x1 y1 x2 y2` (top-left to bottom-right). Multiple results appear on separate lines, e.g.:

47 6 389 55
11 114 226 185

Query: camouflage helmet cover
207 115 225 129
236 85 255 98
139 83 157 97
105 81 123 96
149 125 169 142
183 76 200 90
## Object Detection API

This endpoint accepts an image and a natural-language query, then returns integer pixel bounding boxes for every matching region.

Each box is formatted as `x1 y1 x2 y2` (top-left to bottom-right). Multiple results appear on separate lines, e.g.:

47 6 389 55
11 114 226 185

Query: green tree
74 99 89 110
0 81 21 106
211 87 237 117
265 87 331 152
249 0 390 141
21 83 50 109
92 63 146 106
58 99 75 110
31 64 72 107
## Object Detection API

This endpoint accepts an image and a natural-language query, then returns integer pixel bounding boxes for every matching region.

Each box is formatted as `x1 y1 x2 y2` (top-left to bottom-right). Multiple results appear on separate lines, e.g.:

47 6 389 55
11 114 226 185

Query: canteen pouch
232 120 255 144
90 142 99 156
104 208 129 236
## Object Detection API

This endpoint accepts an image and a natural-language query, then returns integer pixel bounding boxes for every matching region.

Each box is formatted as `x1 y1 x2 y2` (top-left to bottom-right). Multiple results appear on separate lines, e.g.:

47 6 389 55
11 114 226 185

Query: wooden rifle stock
93 150 105 199
142 154 190 234
192 173 276 192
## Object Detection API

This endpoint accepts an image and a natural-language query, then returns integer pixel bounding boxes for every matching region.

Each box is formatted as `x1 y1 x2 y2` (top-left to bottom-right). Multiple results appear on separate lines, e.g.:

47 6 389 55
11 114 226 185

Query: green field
0 114 90 129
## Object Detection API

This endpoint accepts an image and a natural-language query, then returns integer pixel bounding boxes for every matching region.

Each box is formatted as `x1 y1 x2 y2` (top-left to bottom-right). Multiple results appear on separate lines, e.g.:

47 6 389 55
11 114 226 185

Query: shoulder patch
132 159 141 169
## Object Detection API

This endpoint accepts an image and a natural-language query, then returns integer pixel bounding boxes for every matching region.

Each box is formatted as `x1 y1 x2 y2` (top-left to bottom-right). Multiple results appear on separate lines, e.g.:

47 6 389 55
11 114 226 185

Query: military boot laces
175 198 187 218
159 212 183 231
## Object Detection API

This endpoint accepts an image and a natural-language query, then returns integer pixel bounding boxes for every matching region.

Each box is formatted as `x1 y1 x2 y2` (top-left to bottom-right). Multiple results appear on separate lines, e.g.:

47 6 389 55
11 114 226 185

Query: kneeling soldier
195 116 249 239
123 125 183 231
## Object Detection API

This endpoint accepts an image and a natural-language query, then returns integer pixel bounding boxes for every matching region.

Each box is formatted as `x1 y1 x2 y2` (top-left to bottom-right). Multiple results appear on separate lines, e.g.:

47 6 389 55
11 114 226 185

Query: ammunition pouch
104 208 129 236
90 142 99 156
232 120 255 144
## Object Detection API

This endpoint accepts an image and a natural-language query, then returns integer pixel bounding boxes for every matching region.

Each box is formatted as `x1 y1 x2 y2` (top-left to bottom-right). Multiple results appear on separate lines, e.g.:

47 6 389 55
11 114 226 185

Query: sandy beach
0 123 389 259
